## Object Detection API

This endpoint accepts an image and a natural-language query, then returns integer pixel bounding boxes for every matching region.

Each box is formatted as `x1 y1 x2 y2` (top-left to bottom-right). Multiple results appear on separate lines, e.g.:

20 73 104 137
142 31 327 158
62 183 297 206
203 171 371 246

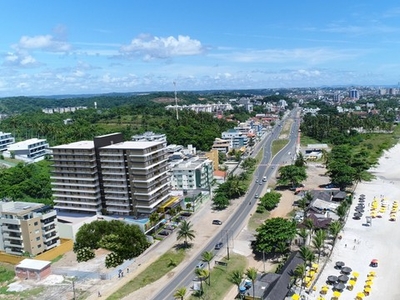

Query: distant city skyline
1 1 400 97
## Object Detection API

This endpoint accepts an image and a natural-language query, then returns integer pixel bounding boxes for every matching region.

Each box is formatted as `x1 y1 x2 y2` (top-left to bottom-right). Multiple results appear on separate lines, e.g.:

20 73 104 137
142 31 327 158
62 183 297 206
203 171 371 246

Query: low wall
34 239 73 261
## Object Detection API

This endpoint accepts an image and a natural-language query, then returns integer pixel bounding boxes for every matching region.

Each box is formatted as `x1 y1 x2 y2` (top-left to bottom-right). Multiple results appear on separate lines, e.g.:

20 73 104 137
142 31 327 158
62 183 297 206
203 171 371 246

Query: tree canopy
74 220 149 265
277 165 307 188
254 217 297 254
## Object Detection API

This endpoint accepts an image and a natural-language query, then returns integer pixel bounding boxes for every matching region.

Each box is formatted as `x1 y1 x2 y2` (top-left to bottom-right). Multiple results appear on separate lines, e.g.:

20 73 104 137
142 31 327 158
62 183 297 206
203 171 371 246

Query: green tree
259 191 282 211
245 267 258 300
213 193 230 210
255 217 297 254
75 247 95 262
195 268 209 296
329 220 343 247
177 220 196 248
298 246 315 267
297 228 308 247
173 287 187 300
293 263 307 293
228 270 243 299
303 218 315 245
294 152 307 168
73 220 149 265
201 251 214 285
312 230 326 263
336 201 349 221
277 165 307 188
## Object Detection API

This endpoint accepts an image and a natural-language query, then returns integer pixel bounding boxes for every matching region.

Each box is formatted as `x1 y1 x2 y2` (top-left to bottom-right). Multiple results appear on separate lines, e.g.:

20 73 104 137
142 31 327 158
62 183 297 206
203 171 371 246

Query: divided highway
151 109 301 300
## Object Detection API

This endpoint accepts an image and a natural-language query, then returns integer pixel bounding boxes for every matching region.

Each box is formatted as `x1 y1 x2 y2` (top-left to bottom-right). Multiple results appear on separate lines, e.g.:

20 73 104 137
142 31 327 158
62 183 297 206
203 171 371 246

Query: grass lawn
51 255 64 263
271 139 289 157
248 209 270 232
300 135 322 147
107 249 186 300
189 254 247 300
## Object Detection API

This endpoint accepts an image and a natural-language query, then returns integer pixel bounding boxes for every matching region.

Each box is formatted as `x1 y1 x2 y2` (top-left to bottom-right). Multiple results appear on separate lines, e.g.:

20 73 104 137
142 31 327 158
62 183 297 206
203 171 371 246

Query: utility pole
72 278 76 300
225 230 230 260
263 251 266 273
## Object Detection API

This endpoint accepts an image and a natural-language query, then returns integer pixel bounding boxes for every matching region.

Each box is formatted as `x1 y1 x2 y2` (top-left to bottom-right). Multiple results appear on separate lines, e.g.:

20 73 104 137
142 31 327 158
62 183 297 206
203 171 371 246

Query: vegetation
277 165 307 188
176 220 196 248
108 249 185 300
189 254 247 300
174 287 187 300
0 160 53 205
257 191 282 212
74 220 149 268
254 217 297 256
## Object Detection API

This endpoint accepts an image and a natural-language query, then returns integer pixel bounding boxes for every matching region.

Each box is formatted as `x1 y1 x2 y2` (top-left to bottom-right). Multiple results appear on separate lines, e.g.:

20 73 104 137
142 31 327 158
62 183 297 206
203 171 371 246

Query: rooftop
101 141 163 150
51 140 94 149
0 201 44 215
16 259 51 270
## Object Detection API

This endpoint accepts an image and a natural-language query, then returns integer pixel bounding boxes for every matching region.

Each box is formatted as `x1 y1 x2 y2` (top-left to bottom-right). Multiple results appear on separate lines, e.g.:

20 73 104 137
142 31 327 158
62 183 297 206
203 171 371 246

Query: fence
34 239 74 261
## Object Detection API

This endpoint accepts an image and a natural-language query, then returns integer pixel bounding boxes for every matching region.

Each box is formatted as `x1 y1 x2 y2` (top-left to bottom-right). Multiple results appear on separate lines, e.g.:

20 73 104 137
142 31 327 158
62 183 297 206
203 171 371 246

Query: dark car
158 230 170 236
215 242 223 250
180 212 192 217
212 220 222 225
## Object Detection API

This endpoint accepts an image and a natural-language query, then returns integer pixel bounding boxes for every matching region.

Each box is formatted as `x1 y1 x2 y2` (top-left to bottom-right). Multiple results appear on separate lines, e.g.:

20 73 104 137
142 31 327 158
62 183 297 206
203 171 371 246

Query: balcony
4 240 23 248
2 225 21 233
54 204 99 212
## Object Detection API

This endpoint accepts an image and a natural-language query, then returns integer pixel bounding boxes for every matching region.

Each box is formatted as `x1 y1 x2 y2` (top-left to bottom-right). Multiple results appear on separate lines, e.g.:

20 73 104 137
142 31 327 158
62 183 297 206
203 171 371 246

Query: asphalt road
151 109 301 300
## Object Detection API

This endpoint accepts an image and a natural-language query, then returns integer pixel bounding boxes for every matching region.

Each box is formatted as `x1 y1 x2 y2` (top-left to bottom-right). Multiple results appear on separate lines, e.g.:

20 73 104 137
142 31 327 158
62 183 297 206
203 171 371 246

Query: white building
221 129 248 149
171 157 213 190
132 131 167 143
6 138 49 161
0 132 15 151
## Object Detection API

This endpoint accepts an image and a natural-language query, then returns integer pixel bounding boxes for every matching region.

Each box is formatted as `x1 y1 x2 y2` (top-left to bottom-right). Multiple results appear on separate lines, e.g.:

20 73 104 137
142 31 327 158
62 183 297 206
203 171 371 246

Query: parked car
215 242 223 250
180 212 192 217
158 230 170 236
212 220 222 225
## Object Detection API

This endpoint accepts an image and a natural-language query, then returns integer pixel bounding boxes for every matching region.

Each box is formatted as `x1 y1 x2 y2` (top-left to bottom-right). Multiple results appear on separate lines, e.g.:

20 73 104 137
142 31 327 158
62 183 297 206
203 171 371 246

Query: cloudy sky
0 1 399 97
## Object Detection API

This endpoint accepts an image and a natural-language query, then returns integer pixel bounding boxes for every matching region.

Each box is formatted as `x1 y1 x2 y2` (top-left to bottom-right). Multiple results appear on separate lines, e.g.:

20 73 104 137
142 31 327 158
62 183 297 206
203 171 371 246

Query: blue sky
0 1 400 97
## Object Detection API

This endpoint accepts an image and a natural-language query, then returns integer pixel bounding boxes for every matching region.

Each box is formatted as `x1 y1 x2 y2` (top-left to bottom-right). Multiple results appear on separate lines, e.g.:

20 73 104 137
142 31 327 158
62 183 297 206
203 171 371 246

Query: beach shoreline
307 143 400 300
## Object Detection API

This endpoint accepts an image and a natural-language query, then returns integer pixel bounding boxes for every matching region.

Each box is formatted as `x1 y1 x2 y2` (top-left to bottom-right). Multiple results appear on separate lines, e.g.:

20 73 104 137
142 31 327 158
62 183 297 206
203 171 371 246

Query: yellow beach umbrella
368 271 376 276
292 294 300 300
333 291 341 297
349 279 356 286
365 280 373 286
312 263 319 270
356 292 365 299
364 287 371 293
317 297 325 300
352 271 359 277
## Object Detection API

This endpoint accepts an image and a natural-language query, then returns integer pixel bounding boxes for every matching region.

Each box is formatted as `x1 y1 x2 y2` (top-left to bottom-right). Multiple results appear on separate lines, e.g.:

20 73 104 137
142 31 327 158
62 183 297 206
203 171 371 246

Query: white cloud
3 51 40 68
120 34 204 60
17 34 71 52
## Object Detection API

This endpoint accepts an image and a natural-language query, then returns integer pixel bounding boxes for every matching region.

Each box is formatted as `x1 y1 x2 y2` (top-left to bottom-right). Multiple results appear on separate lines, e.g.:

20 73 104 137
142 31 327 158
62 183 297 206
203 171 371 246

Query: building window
38 244 41 248
34 221 38 226
35 229 40 234
36 237 40 241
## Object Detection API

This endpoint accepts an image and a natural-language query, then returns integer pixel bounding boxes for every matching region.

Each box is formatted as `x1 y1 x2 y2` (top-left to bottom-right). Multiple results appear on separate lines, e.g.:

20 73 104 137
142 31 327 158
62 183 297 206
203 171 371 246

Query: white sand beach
308 144 400 300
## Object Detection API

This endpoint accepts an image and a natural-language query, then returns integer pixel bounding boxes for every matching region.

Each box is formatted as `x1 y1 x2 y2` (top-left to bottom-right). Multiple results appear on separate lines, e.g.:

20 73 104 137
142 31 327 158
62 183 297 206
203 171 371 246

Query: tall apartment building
100 141 170 216
171 157 213 190
0 202 59 256
0 132 15 151
51 140 103 214
51 133 170 216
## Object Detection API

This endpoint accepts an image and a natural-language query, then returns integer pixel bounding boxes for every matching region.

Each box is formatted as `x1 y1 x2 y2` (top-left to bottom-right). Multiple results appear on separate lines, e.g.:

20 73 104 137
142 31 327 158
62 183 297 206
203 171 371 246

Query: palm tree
294 263 307 293
299 246 315 267
195 268 209 296
275 242 289 261
149 212 159 227
245 267 257 300
336 202 348 221
228 270 243 299
173 287 187 300
329 220 343 248
201 251 214 285
312 230 326 262
177 220 196 248
297 228 308 246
